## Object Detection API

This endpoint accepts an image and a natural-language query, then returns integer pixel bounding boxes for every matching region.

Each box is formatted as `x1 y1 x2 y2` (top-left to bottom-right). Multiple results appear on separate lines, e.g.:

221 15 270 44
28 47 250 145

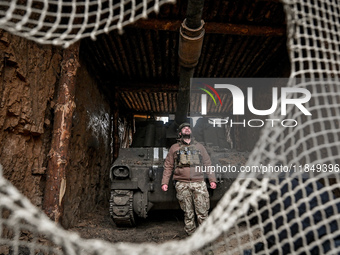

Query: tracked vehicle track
109 190 135 227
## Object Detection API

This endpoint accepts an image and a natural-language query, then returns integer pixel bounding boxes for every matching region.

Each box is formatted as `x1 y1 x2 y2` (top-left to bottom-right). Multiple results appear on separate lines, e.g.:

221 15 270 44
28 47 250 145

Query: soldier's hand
210 182 217 189
162 184 168 191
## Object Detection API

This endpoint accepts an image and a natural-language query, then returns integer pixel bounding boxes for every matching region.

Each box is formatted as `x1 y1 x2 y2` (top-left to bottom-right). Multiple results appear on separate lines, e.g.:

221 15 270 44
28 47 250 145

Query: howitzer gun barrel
167 0 205 138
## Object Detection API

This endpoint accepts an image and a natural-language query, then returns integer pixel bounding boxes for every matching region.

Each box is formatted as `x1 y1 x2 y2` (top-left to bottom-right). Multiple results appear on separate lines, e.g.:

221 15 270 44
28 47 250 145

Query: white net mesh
2 0 340 254
0 0 175 48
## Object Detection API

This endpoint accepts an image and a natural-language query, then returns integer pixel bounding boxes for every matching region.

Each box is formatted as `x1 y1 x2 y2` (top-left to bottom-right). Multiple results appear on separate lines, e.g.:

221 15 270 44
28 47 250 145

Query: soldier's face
181 126 191 135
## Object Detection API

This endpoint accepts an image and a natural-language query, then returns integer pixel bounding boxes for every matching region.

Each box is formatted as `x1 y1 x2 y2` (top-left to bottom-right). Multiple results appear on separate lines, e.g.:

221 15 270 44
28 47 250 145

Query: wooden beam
109 82 179 92
127 19 182 31
205 22 286 37
127 19 286 37
43 42 80 223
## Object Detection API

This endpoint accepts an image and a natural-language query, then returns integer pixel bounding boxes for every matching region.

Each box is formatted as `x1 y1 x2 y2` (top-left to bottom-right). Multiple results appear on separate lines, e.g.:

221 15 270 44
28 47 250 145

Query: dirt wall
0 31 113 228
61 58 113 228
0 31 62 206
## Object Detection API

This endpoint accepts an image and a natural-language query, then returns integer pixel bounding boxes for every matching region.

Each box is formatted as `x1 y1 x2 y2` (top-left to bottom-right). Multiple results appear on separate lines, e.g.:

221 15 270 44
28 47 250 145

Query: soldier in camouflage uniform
161 122 216 235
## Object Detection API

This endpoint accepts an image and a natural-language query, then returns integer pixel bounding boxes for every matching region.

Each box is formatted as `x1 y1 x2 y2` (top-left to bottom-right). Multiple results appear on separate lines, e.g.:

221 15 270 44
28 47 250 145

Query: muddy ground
69 207 188 244
68 206 261 255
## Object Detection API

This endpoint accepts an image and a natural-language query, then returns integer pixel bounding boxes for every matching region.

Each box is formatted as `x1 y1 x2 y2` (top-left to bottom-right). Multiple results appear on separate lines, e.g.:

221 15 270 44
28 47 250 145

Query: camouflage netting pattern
1 0 340 254
0 0 175 48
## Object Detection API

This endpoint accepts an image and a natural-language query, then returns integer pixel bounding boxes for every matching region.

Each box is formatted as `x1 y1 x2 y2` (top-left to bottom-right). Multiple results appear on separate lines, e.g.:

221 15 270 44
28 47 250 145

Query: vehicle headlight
112 166 129 178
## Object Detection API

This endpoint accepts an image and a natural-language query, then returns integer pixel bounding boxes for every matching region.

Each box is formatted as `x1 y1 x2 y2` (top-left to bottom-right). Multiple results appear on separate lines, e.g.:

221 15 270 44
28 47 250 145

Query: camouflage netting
0 0 175 48
2 0 340 254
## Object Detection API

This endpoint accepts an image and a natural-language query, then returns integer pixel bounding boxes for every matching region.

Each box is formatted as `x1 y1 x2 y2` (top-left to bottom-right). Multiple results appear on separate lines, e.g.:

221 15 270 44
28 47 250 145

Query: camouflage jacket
161 139 216 185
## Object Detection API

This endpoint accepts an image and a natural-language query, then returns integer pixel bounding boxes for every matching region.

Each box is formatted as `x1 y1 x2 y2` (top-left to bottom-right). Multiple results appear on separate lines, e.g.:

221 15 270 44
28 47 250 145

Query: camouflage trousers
175 181 210 235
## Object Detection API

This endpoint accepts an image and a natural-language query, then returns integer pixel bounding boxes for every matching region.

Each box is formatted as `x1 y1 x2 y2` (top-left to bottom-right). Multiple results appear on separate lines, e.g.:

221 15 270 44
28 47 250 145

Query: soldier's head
178 122 191 139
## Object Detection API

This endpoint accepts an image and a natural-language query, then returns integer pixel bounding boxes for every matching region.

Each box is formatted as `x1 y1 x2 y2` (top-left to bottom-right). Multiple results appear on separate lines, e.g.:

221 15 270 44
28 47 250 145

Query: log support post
43 43 80 223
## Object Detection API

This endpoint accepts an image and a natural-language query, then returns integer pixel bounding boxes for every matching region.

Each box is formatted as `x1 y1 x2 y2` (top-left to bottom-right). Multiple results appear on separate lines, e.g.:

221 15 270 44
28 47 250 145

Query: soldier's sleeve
199 144 217 183
161 145 175 186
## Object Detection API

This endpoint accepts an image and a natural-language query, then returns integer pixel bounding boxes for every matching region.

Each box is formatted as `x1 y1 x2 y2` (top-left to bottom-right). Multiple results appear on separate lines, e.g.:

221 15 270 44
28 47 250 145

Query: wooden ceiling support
43 43 80 223
111 83 179 92
127 19 286 36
